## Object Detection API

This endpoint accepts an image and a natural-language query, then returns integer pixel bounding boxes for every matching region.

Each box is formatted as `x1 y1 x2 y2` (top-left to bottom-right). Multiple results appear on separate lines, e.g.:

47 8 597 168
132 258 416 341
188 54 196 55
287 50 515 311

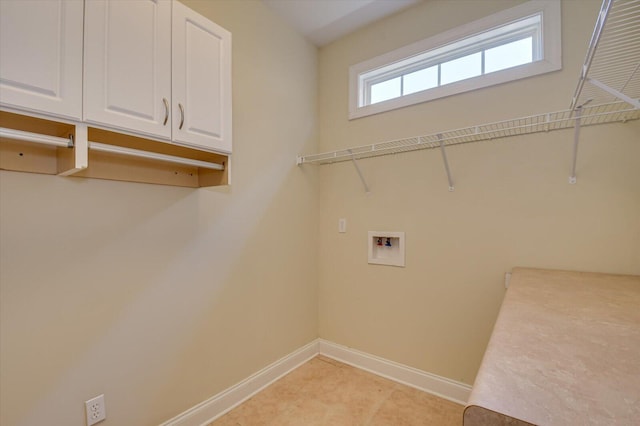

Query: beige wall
2 1 639 424
317 0 640 385
0 1 318 425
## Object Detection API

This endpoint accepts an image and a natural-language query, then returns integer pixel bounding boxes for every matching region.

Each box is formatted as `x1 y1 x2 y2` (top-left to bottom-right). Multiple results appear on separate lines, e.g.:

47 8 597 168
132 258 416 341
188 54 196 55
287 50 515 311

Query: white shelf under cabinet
0 110 229 188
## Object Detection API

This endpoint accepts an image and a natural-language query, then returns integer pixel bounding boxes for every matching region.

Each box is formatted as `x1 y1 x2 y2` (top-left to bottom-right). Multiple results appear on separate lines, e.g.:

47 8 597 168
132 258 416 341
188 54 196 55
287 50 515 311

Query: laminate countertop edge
464 267 640 426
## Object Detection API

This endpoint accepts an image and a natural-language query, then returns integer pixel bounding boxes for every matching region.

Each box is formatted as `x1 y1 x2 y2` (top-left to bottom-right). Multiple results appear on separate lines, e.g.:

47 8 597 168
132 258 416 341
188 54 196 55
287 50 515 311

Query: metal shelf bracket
569 107 583 184
348 149 370 194
438 134 455 192
587 77 640 110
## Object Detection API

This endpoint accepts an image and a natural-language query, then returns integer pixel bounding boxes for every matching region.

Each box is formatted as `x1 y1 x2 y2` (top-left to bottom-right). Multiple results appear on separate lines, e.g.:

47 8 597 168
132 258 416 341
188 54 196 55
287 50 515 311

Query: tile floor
208 355 464 426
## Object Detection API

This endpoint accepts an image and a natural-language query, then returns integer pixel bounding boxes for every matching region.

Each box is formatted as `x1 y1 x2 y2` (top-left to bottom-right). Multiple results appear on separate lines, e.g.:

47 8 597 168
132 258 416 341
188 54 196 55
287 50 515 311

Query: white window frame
349 0 561 120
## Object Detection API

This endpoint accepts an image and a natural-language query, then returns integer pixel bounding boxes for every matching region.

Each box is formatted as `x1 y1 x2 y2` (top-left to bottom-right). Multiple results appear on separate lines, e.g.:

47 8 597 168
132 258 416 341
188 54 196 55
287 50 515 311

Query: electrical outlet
85 394 106 426
338 218 347 233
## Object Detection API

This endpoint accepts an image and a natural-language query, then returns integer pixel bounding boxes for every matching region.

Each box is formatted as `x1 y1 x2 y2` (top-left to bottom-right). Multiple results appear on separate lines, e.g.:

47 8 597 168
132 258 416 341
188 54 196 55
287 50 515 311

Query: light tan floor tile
370 386 464 426
208 356 464 426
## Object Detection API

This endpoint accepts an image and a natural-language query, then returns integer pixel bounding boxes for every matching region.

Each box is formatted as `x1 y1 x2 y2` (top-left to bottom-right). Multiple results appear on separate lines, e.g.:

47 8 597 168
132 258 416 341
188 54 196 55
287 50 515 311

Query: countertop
464 267 640 425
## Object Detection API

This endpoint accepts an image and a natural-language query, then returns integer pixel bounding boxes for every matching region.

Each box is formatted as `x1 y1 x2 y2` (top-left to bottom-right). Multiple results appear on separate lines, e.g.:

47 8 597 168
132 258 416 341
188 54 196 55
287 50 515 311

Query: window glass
485 37 533 73
403 66 439 95
370 77 401 104
349 1 561 119
441 52 482 85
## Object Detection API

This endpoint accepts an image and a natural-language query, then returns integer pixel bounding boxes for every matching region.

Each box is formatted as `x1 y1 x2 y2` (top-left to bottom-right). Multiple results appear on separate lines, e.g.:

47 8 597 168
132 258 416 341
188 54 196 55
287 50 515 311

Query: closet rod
0 127 225 171
88 142 225 171
0 127 73 148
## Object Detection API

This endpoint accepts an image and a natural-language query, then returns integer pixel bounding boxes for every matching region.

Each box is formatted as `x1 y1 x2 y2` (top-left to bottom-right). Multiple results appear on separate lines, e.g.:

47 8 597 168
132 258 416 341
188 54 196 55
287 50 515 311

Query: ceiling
262 0 422 47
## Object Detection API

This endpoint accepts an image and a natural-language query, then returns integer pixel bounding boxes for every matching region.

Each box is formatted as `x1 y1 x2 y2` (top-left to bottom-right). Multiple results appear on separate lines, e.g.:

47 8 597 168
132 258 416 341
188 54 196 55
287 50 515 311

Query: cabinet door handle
178 103 185 130
162 98 169 126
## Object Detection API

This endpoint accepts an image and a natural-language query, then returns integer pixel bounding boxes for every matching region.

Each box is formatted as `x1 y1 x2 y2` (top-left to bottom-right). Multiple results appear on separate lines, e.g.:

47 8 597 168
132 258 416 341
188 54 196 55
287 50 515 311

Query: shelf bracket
348 149 370 194
58 123 88 176
587 77 640 109
438 134 454 191
569 107 582 184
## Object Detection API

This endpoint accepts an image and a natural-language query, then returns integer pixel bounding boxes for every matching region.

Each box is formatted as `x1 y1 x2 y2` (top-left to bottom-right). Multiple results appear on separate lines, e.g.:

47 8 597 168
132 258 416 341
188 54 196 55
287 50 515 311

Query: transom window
349 0 561 119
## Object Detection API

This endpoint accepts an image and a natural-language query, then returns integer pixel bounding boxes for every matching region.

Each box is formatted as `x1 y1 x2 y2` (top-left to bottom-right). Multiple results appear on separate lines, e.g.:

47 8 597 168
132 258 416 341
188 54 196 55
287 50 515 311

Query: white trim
349 0 561 120
317 339 471 405
160 340 319 426
161 338 471 425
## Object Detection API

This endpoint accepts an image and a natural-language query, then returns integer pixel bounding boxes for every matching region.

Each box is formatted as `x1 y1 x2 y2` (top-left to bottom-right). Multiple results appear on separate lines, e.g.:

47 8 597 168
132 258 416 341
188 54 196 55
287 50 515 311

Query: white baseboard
161 338 471 425
317 339 471 405
160 340 319 426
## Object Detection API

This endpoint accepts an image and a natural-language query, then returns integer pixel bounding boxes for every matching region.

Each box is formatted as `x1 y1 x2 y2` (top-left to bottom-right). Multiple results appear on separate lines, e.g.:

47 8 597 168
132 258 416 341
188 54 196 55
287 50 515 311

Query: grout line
362 381 399 425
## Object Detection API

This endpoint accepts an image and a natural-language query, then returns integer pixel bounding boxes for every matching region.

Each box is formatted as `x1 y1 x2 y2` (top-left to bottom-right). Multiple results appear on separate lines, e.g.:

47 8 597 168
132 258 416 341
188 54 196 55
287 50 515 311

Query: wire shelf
298 0 640 167
571 0 640 109
298 102 639 165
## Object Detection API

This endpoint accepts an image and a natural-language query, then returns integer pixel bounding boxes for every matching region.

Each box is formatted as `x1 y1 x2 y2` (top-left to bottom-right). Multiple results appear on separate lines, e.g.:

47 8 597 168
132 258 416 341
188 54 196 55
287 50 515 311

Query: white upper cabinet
83 0 172 140
2 0 231 155
172 1 232 154
0 0 83 120
83 0 231 153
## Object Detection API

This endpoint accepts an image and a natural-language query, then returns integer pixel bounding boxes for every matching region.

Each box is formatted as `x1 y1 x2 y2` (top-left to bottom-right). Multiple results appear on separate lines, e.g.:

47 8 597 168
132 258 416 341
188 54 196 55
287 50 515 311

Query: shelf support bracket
569 107 582 184
348 149 370 194
587 77 640 109
58 123 88 176
438 134 454 192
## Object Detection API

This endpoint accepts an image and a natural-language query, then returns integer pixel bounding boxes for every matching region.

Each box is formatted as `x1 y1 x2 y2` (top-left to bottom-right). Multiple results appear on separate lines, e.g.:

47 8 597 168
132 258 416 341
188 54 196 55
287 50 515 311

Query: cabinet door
0 0 83 120
172 1 232 154
84 0 171 139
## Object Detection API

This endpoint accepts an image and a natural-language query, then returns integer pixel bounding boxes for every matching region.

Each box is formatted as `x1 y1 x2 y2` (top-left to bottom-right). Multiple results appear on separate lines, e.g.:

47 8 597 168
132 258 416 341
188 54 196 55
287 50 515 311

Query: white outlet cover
85 394 106 426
